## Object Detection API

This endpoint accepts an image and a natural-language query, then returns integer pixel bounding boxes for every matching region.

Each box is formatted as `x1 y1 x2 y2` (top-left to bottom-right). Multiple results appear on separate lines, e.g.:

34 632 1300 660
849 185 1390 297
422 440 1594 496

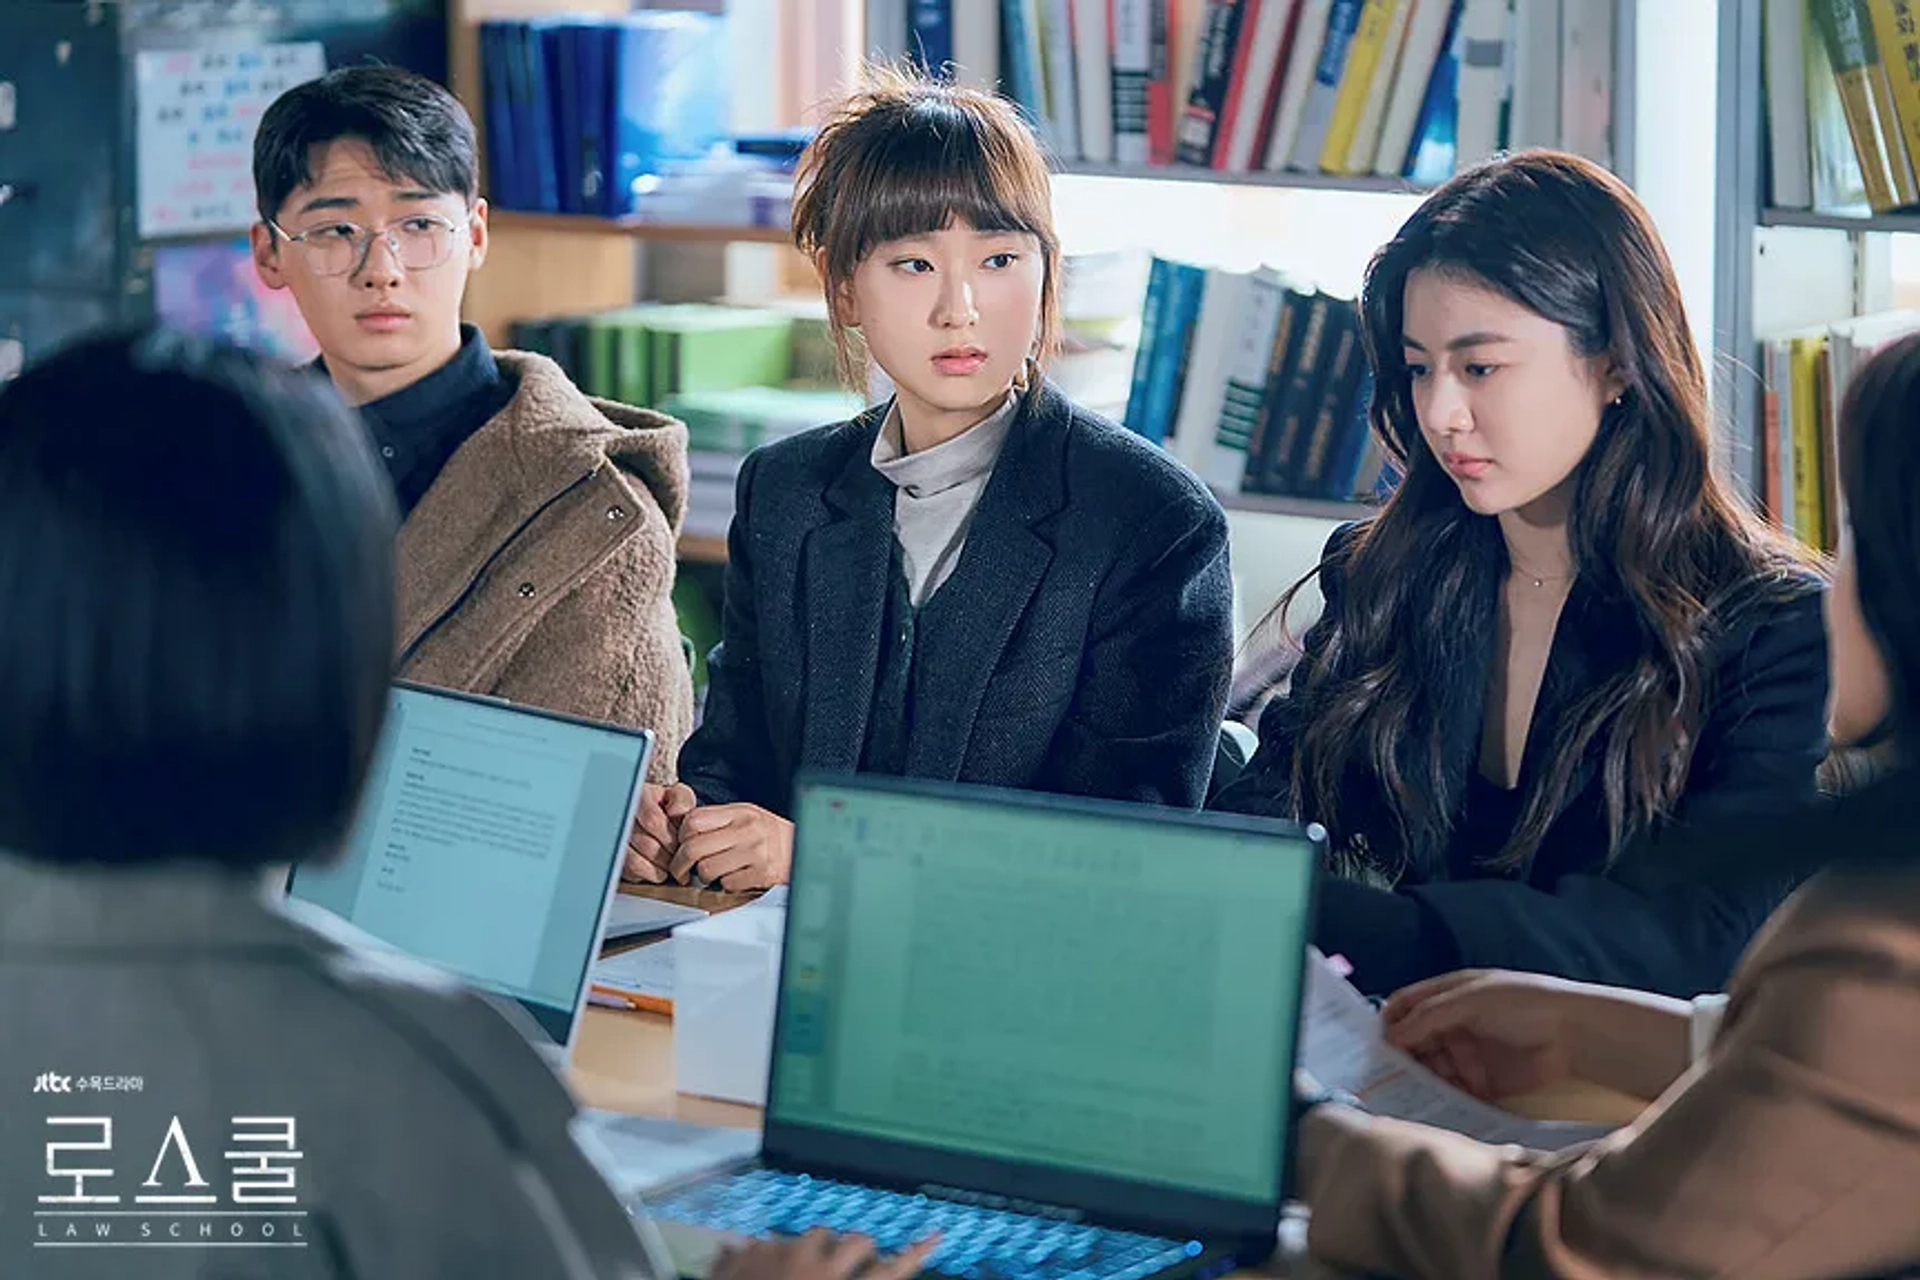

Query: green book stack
512 303 815 409
661 385 868 453
581 304 682 404
646 307 796 400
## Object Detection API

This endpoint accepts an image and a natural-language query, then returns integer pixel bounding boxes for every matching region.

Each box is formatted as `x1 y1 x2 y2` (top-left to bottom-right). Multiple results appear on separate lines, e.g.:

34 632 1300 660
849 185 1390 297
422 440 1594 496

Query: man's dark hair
0 329 398 869
253 64 478 221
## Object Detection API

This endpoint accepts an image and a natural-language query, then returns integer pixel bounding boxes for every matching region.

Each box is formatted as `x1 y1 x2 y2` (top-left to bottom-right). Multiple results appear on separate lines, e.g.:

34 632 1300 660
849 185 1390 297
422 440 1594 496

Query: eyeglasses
267 213 469 278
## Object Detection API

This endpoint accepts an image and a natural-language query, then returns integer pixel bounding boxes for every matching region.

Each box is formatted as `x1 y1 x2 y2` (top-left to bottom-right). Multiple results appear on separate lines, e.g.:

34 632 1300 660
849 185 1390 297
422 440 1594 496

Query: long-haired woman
1295 326 1920 1280
1213 151 1830 997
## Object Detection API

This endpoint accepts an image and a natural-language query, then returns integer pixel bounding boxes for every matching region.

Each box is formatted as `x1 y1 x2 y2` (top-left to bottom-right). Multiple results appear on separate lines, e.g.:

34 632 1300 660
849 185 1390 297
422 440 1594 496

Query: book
1811 0 1918 212
1320 0 1403 173
1038 0 1082 158
1206 267 1292 490
1287 0 1366 171
1767 0 1814 208
951 0 1002 88
1169 267 1258 473
1072 0 1115 161
1373 0 1459 175
1451 0 1510 169
1264 0 1338 171
1177 0 1249 165
1402 0 1464 181
1113 0 1156 163
1219 0 1306 172
1866 0 1920 201
1339 0 1416 174
909 0 955 73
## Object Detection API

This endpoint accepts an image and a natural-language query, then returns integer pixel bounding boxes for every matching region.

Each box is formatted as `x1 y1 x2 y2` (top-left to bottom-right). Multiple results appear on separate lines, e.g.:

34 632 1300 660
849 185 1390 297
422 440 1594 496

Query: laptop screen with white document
765 776 1321 1236
286 683 652 1049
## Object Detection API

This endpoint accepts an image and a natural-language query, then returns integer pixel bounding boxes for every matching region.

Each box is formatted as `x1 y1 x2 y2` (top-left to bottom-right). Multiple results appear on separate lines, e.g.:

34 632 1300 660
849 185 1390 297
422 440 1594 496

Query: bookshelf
1053 160 1430 197
862 2 1647 525
1211 488 1375 522
452 1 1657 562
1712 0 1918 540
488 211 795 243
1759 207 1920 235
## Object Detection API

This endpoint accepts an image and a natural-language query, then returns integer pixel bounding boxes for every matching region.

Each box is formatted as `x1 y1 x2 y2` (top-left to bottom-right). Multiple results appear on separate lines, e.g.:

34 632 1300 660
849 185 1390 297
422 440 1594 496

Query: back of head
253 64 478 221
791 62 1062 387
1840 331 1920 752
0 330 398 869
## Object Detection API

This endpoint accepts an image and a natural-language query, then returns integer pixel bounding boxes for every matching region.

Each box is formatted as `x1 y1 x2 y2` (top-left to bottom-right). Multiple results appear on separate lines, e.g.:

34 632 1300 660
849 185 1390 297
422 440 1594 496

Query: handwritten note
1298 949 1616 1151
135 42 327 239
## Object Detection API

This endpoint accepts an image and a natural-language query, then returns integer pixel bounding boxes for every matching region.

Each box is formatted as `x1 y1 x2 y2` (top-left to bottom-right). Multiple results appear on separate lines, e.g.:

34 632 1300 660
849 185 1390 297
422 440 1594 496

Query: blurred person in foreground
0 329 926 1280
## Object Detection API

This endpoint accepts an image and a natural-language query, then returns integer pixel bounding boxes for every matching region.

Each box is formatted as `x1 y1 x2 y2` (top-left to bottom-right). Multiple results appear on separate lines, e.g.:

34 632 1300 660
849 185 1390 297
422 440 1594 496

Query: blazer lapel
798 421 894 773
906 387 1067 779
1427 547 1499 834
1519 580 1637 796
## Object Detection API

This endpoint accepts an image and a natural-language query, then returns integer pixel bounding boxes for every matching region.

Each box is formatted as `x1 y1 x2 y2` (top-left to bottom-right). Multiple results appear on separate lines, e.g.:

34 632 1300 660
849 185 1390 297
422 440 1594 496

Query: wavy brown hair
1268 151 1818 879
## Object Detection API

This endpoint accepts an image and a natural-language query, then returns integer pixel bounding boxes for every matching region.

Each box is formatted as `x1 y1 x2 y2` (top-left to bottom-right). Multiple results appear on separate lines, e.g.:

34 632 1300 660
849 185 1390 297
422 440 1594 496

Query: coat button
517 582 535 598
606 504 626 520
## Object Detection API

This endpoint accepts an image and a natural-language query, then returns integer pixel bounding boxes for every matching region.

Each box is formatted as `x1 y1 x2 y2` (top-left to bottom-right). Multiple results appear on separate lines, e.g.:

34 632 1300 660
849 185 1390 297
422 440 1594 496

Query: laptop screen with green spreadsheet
767 778 1317 1209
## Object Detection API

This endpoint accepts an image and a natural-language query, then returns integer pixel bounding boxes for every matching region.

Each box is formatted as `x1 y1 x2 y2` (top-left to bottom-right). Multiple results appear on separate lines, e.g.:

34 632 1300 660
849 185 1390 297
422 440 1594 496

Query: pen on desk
591 984 674 1017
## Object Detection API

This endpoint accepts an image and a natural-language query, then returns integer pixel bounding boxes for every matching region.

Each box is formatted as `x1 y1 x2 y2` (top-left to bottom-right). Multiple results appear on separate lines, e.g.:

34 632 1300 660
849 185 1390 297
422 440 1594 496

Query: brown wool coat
1302 856 1920 1280
395 350 693 781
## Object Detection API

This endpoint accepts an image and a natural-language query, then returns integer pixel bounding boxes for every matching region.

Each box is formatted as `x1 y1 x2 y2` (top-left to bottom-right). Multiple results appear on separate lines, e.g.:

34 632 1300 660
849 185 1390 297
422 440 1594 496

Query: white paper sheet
135 42 327 239
604 895 710 942
591 941 678 1007
1298 949 1616 1151
571 1110 760 1195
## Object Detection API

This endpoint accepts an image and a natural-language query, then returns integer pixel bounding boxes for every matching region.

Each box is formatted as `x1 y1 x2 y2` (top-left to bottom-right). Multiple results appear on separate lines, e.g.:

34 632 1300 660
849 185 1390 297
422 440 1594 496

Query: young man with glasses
249 65 693 779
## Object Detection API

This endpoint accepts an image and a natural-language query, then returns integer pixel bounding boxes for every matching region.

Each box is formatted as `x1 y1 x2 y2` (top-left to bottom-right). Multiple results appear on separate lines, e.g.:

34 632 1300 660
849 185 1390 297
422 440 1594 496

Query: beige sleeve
1303 877 1920 1280
488 540 695 784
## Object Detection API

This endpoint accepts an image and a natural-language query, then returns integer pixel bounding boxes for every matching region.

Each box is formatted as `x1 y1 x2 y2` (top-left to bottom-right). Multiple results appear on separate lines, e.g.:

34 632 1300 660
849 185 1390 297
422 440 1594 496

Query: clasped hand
625 783 793 891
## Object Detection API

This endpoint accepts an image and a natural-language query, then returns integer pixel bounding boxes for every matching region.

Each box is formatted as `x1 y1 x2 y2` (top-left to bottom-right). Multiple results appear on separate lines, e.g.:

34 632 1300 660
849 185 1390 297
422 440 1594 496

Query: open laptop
637 774 1325 1280
285 681 654 1058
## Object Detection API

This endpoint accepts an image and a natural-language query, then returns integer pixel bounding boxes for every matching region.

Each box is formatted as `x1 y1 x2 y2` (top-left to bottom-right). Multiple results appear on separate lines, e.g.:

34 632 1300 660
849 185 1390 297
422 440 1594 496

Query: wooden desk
573 884 762 1122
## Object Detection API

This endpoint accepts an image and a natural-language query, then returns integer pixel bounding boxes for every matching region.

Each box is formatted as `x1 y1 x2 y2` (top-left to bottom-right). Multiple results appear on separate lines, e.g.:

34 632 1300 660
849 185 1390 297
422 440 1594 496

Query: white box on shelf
672 895 786 1105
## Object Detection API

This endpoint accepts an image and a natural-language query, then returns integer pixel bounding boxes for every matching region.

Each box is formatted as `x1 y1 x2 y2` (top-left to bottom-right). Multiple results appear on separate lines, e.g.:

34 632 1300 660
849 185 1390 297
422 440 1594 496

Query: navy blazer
1213 522 1832 996
678 381 1236 816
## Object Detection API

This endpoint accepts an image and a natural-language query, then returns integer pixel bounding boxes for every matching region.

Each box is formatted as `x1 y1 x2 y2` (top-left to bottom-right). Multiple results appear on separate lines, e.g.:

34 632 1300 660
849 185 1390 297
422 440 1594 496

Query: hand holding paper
1297 949 1615 1151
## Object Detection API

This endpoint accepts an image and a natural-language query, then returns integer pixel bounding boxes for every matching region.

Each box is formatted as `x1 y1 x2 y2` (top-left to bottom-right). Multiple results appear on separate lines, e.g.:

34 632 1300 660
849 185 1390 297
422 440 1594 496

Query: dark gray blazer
0 856 652 1279
677 380 1236 817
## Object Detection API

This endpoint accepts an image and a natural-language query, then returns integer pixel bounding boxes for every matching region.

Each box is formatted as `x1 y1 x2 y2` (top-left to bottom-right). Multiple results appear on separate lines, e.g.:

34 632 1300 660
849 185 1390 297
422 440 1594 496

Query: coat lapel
798 417 895 773
906 387 1067 779
1424 537 1500 838
1518 580 1637 797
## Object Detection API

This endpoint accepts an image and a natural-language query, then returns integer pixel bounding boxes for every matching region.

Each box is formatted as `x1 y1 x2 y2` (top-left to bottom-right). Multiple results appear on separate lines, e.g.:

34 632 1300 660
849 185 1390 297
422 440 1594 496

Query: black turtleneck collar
342 325 518 517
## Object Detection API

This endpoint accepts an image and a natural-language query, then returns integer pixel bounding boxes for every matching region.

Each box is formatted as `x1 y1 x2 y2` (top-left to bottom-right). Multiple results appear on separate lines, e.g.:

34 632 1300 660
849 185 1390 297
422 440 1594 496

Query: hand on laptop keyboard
712 1226 939 1280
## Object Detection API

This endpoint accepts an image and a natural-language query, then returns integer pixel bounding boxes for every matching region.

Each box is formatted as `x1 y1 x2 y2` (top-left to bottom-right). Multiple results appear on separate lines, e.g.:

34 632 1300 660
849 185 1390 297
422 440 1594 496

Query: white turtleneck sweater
868 393 1020 607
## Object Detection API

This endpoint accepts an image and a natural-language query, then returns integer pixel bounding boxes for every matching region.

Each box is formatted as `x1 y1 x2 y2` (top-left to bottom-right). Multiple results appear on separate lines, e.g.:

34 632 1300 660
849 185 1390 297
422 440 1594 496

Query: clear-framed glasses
267 213 470 277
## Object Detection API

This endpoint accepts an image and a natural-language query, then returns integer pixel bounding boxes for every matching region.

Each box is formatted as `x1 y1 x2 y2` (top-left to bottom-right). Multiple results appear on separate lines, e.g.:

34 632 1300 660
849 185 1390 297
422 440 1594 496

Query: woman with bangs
625 66 1236 890
1213 151 1831 997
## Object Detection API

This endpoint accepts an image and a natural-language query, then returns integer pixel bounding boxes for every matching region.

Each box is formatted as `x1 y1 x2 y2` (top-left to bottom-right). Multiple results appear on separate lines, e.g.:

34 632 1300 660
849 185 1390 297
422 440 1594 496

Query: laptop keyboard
648 1168 1206 1280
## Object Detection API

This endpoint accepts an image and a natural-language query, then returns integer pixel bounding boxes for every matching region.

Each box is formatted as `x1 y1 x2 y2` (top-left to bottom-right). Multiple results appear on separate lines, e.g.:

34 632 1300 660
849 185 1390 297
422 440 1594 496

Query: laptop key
650 1172 1200 1280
